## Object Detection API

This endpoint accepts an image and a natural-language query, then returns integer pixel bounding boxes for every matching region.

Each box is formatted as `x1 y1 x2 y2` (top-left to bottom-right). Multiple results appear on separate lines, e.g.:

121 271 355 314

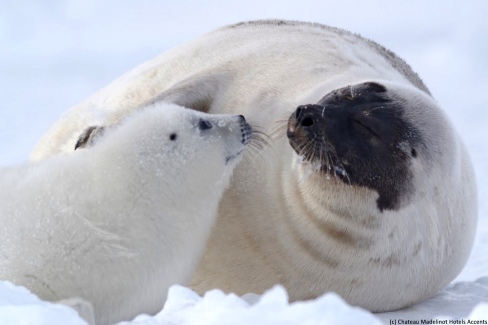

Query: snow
0 282 87 325
1 280 488 325
0 1 487 324
152 285 382 325
376 278 488 323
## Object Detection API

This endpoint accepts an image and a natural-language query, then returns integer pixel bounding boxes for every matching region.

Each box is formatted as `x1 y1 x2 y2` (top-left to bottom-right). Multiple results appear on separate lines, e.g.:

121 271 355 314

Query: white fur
1 103 248 324
30 20 477 313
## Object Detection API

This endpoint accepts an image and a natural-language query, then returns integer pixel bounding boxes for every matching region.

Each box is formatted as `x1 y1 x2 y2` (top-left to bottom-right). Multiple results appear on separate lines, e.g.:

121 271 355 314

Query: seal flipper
57 297 95 325
143 72 229 113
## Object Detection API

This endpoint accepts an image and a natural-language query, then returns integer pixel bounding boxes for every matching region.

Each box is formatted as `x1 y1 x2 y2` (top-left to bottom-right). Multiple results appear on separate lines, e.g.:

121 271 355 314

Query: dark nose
295 106 315 127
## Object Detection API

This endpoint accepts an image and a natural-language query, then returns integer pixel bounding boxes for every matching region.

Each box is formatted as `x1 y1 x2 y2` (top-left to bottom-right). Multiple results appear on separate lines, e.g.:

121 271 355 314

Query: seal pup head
287 81 433 212
76 102 252 185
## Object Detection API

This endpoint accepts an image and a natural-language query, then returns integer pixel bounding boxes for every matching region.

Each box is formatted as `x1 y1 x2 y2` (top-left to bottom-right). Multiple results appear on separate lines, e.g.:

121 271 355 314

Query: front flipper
57 297 95 325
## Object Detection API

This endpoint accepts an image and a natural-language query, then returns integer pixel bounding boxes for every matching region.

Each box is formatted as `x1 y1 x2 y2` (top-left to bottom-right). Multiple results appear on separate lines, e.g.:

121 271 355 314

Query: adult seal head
288 81 423 211
30 20 477 312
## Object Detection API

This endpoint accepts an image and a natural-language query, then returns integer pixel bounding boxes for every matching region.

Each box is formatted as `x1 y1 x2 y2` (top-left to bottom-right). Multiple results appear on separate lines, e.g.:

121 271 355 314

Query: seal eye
198 119 213 131
352 119 375 138
169 133 177 141
411 148 417 158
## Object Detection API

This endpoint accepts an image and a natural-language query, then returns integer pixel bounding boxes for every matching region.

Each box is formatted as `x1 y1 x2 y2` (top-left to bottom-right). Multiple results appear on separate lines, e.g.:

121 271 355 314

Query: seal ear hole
411 148 417 158
169 133 177 141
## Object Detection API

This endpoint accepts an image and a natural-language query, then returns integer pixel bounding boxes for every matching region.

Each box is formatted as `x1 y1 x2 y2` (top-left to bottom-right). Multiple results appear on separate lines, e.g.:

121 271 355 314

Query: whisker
295 142 309 160
338 159 351 184
268 119 289 141
242 132 272 165
301 135 317 161
242 149 261 165
291 131 352 185
327 151 334 172
319 136 328 171
319 142 325 169
363 105 385 115
251 131 272 148
331 151 338 178
328 147 351 184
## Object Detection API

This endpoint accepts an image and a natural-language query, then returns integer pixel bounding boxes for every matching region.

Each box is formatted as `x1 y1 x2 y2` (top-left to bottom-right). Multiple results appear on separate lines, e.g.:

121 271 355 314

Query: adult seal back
31 20 478 312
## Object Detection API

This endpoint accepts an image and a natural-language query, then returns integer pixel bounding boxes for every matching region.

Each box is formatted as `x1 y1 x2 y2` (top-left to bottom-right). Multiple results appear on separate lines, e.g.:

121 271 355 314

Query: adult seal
1 103 252 324
31 20 477 312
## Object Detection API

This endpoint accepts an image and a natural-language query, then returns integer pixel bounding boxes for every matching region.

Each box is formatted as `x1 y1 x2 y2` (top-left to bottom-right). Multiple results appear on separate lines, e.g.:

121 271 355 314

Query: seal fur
1 103 252 324
30 20 477 312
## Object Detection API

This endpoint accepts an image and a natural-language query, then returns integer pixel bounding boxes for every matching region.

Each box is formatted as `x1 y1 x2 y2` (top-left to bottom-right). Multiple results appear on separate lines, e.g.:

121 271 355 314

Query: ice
2 280 488 325
0 282 383 325
469 303 488 323
376 277 488 323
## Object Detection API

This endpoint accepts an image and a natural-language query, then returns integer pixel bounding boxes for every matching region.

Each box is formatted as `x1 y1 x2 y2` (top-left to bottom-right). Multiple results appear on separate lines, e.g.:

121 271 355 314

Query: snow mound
0 279 487 325
377 277 488 322
0 281 88 325
141 285 382 325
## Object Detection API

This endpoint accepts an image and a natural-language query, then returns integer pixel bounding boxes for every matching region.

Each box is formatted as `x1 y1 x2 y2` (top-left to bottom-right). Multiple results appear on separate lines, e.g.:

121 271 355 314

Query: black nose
295 106 315 127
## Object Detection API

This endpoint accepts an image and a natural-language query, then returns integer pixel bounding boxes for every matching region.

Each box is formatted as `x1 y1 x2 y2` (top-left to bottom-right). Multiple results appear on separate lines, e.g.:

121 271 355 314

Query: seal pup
30 20 477 312
0 103 252 324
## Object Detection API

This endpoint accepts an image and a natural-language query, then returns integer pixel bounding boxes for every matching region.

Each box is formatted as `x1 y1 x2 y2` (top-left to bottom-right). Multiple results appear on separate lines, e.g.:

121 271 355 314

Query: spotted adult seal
1 103 252 324
31 20 477 312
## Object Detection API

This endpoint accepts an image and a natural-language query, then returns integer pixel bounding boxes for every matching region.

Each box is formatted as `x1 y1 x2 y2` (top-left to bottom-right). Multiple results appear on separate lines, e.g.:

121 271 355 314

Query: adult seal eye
198 119 213 131
352 119 378 139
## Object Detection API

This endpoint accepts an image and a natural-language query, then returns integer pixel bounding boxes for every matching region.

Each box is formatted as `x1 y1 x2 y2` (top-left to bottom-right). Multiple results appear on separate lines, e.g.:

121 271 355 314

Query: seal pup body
1 103 252 324
31 20 477 312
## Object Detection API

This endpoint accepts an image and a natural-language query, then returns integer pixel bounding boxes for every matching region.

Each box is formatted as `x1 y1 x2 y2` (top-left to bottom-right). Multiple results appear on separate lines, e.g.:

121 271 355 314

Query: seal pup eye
169 133 177 141
198 119 213 131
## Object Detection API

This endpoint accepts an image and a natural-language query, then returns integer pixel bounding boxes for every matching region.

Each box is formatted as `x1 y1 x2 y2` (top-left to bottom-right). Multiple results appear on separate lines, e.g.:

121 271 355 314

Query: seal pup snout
205 114 252 164
238 115 253 146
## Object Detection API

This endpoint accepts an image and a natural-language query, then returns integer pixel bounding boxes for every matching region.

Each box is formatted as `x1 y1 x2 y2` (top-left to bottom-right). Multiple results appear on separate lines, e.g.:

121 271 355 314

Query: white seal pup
30 20 477 312
0 103 252 324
